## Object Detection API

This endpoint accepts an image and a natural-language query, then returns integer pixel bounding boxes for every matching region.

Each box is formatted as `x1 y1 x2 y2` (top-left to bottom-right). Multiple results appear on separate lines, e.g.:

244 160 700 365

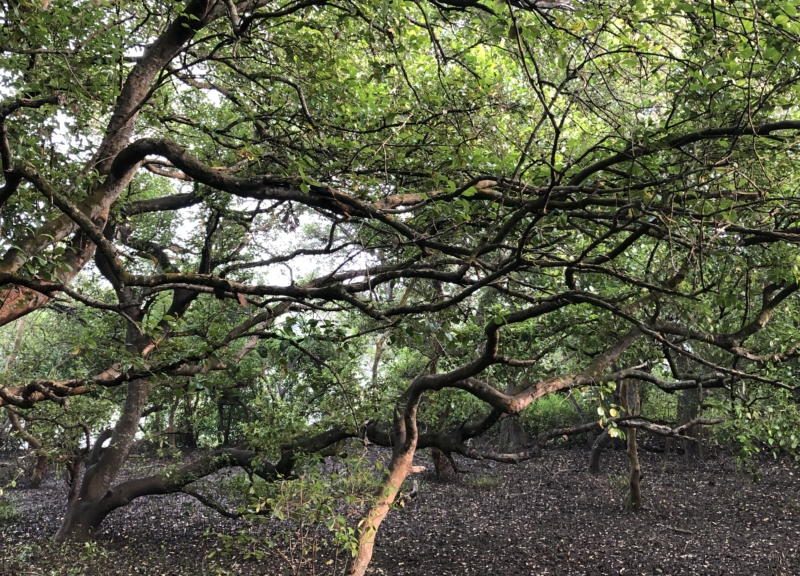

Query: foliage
3 0 800 570
208 451 378 572
0 474 19 524
521 393 585 436
466 473 501 491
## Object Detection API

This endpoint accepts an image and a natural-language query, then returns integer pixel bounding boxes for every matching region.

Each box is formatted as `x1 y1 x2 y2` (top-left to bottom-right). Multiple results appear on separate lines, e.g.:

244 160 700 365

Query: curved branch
568 120 800 186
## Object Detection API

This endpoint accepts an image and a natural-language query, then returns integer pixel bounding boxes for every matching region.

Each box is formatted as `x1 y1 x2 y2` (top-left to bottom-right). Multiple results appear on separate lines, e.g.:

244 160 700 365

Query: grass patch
467 474 500 490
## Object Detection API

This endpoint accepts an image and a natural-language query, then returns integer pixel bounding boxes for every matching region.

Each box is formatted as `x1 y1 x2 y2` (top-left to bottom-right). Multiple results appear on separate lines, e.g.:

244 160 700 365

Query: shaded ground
1 447 799 575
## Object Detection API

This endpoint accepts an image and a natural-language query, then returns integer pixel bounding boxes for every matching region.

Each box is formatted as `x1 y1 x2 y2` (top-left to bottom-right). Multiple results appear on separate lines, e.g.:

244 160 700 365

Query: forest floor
1 445 799 576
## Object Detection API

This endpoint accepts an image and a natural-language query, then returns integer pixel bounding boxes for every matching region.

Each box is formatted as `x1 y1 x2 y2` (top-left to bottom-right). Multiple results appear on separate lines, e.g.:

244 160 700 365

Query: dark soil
2 447 799 575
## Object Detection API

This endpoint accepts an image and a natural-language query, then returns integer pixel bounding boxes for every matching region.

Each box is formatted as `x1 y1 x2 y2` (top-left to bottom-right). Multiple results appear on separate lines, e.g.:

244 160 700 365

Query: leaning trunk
55 497 112 540
349 387 423 576
55 378 152 541
348 444 415 576
588 428 612 475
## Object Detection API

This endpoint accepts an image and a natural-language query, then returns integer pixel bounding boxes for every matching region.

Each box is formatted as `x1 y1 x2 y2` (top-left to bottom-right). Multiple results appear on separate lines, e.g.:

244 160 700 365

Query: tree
2 1 800 574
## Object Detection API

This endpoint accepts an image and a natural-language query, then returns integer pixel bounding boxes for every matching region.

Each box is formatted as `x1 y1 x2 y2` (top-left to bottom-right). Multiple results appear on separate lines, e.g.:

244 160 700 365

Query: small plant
0 496 18 523
467 474 500 490
80 540 108 561
208 451 379 574
0 473 20 523
0 542 38 576
606 472 628 496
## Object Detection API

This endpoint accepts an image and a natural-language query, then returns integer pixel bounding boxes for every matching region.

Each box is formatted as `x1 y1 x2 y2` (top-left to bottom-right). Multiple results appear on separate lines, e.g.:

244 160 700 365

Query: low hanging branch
182 489 246 519
427 416 726 466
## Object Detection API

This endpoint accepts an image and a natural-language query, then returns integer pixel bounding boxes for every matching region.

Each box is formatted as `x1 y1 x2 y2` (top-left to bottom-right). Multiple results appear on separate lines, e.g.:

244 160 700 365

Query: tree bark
167 397 179 449
431 447 458 482
499 414 529 450
664 347 704 460
55 443 289 540
54 297 150 537
588 428 612 475
349 442 415 576
677 387 703 460
349 369 428 576
621 379 641 513
498 377 529 452
55 377 152 540
427 322 461 483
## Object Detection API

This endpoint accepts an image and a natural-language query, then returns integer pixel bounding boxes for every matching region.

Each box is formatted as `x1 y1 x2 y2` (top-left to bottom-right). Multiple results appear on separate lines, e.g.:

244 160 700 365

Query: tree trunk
624 425 641 513
428 325 461 482
182 392 198 450
498 414 528 452
677 387 703 461
167 397 179 449
621 379 641 513
55 378 152 541
56 496 111 540
431 447 458 482
349 440 415 576
30 451 47 488
499 378 529 452
665 345 703 460
349 385 423 576
55 298 157 541
588 428 612 474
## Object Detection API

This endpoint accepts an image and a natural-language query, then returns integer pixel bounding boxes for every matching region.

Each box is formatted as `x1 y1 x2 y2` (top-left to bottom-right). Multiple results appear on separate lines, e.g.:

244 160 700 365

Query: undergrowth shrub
0 467 21 524
521 392 587 436
210 450 381 574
